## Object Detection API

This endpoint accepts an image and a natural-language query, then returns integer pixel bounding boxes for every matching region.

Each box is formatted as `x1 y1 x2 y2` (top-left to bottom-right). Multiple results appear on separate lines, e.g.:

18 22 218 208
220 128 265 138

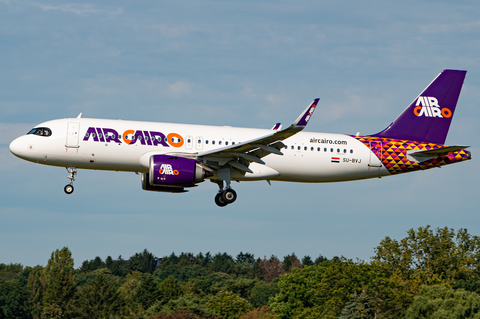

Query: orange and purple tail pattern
352 136 471 175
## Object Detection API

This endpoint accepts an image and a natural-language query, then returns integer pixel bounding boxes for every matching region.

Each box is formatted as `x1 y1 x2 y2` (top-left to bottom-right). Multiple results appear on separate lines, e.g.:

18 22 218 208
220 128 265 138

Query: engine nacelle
141 173 188 193
148 154 208 188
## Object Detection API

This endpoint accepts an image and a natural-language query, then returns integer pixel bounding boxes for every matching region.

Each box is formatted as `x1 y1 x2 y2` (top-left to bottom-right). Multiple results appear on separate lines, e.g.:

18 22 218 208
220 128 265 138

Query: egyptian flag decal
331 157 340 163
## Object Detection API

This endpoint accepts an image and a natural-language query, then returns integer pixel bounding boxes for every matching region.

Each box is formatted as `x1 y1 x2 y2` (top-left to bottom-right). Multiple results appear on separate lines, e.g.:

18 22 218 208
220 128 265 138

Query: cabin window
232 142 235 145
225 141 228 145
324 148 327 152
344 149 346 153
337 148 340 153
187 138 191 143
205 140 209 144
28 127 52 137
304 146 307 151
212 141 215 145
350 149 353 154
219 141 222 145
291 145 294 150
330 148 333 152
317 147 320 151
297 146 301 150
311 147 314 151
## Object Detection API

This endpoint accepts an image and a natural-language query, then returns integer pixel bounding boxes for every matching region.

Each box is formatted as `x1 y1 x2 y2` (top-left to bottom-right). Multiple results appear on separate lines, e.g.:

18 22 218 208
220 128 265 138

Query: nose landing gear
64 167 77 194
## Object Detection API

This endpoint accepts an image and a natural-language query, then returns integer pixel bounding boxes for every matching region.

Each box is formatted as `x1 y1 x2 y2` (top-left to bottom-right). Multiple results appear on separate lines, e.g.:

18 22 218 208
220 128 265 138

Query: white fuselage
9 118 391 183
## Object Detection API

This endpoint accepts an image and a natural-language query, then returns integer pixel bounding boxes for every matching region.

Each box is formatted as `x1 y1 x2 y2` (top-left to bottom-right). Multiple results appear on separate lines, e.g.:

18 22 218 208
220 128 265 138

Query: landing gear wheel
215 193 228 207
64 184 74 194
222 189 237 204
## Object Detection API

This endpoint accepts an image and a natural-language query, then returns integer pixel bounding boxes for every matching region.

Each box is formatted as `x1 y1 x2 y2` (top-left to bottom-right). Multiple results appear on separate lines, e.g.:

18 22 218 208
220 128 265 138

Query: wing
190 99 319 173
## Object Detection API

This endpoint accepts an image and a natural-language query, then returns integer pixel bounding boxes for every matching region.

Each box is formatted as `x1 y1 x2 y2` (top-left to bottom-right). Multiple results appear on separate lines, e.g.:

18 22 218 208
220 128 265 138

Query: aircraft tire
64 184 74 194
222 189 237 204
215 193 228 207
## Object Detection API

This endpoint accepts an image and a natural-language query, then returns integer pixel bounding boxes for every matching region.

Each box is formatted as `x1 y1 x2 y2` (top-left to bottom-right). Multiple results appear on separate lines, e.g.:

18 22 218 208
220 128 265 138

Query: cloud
33 3 123 15
419 21 480 34
168 80 192 96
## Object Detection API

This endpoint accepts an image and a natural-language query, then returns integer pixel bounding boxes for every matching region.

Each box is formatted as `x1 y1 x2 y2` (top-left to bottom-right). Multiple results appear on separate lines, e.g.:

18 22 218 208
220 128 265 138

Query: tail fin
371 69 466 144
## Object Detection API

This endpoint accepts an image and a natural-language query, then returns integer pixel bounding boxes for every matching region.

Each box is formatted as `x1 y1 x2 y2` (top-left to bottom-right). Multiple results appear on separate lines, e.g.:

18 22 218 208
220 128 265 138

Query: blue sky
1 0 479 267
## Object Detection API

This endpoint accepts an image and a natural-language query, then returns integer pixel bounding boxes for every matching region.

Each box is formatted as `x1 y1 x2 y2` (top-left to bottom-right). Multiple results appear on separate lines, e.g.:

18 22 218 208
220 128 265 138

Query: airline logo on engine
413 96 452 118
159 164 179 175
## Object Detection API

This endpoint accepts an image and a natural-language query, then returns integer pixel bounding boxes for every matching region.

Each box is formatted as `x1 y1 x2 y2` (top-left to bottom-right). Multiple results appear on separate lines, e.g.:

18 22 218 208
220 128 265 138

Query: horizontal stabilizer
407 145 470 162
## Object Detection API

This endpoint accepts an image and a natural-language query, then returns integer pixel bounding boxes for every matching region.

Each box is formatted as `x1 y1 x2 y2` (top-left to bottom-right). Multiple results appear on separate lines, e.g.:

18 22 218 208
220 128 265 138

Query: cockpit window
28 127 52 137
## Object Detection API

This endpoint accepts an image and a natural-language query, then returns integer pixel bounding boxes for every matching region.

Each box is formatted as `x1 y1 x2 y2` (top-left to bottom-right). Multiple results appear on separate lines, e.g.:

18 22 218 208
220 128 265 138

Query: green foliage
211 278 257 300
405 284 480 318
41 247 76 319
152 309 215 319
74 274 125 319
0 263 24 282
137 273 161 309
0 278 31 319
206 291 252 319
159 276 184 304
300 256 314 267
239 306 278 319
27 267 46 319
338 291 375 319
453 276 480 294
269 259 406 319
250 281 279 308
129 249 158 274
373 226 480 286
282 253 302 273
146 294 215 318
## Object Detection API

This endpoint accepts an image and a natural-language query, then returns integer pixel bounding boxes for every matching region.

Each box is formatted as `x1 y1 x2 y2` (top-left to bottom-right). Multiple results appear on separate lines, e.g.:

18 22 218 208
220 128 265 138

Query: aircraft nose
9 137 25 157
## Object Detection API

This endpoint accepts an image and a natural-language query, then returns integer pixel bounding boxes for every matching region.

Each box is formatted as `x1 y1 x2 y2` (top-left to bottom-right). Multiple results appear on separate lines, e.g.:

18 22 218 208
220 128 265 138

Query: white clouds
32 3 123 16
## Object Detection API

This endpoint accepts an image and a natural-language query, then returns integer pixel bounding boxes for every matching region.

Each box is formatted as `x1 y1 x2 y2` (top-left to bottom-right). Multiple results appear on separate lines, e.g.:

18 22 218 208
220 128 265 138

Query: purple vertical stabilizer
371 70 466 144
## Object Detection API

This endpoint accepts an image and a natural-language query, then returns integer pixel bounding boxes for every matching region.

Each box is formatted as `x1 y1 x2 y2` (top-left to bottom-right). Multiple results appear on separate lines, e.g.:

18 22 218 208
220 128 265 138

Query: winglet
293 98 319 127
271 123 282 130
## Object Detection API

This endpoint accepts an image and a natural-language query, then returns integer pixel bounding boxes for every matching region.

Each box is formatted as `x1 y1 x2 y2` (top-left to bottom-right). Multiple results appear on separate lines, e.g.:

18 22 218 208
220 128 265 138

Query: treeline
2 226 480 318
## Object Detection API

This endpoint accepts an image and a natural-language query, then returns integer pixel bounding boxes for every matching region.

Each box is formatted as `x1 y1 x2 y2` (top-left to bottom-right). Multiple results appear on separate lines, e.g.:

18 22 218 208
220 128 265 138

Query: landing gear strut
213 179 237 207
64 167 77 195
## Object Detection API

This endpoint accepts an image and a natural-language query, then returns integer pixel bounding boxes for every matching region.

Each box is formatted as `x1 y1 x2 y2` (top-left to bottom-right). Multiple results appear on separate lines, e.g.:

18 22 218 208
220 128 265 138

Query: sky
1 0 479 267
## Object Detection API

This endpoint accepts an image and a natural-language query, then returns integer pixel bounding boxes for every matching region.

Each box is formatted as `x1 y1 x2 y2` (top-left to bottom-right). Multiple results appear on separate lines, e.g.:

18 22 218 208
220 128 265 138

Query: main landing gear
64 167 77 195
213 180 237 207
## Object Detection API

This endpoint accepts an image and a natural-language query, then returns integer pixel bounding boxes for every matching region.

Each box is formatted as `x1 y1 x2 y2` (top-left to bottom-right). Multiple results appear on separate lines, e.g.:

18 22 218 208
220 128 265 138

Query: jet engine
141 155 210 193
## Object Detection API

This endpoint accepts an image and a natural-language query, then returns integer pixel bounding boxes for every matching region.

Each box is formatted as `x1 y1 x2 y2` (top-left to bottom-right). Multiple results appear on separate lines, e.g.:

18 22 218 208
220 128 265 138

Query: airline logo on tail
413 96 452 118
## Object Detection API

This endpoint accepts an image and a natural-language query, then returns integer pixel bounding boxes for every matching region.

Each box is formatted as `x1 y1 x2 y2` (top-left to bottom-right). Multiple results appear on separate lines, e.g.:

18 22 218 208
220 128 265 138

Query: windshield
27 127 52 137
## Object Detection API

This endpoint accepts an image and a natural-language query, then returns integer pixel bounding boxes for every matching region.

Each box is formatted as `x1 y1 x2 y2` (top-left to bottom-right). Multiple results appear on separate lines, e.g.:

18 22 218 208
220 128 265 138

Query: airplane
9 69 471 207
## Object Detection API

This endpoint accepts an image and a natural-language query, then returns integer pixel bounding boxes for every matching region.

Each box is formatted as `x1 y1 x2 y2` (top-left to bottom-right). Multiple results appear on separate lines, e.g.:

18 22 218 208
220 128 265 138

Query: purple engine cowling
149 155 206 187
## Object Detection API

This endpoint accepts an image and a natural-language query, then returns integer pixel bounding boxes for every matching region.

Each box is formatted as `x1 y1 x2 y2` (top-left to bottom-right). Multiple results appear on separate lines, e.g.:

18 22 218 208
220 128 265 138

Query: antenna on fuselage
77 113 82 118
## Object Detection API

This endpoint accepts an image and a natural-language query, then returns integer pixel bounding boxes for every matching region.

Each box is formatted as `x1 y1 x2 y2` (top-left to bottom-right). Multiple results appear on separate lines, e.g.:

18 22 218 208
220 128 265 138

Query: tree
240 306 278 319
0 278 31 319
206 291 252 319
269 258 407 319
74 274 124 319
259 256 285 283
159 276 184 304
405 285 480 318
27 267 47 319
250 281 279 308
338 291 375 319
129 249 158 274
373 226 480 286
41 247 76 319
300 256 314 267
137 273 161 309
282 254 302 273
